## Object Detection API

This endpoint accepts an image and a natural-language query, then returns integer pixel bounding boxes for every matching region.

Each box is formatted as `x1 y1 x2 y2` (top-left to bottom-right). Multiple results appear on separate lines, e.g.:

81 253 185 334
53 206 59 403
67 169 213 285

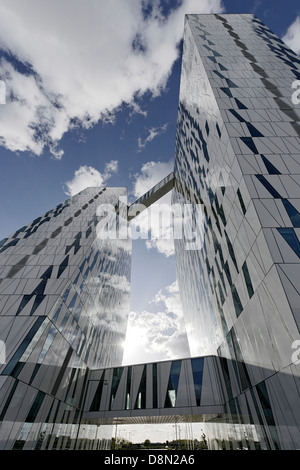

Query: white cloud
64 159 118 196
282 16 300 55
131 160 175 256
122 281 190 365
152 281 184 317
104 160 118 174
132 159 174 197
138 123 168 151
0 0 224 158
100 273 131 293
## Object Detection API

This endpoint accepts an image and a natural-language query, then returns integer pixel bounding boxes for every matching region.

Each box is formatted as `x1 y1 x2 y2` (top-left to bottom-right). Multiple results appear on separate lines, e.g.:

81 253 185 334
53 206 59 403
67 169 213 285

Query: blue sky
0 0 300 366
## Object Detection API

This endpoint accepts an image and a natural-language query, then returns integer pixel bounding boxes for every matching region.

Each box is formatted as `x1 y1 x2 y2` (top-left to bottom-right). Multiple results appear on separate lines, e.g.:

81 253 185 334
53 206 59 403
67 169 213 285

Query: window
191 358 204 406
231 285 243 317
261 154 280 174
237 188 246 215
126 367 132 410
164 361 181 408
57 256 69 278
282 199 300 228
255 175 281 198
277 227 300 257
90 373 105 411
25 391 45 423
240 137 259 154
242 261 254 298
110 368 123 410
134 366 147 409
152 363 158 409
225 230 239 272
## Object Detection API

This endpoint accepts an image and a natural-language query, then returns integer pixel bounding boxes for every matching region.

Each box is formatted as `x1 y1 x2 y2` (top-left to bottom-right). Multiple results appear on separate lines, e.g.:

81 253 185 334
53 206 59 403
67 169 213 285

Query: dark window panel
261 154 281 174
282 199 300 227
191 357 204 406
242 261 254 298
277 228 300 258
90 372 105 411
246 122 264 137
235 98 248 109
25 391 46 423
224 230 239 272
57 256 69 278
0 380 19 421
255 175 281 198
240 137 259 154
134 366 147 410
220 87 233 98
110 367 124 410
30 295 46 316
231 285 243 317
164 361 181 408
237 188 247 215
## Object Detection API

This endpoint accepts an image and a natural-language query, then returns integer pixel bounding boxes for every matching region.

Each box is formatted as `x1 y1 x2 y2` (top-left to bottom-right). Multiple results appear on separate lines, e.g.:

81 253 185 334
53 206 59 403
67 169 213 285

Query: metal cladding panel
84 380 99 412
200 357 222 406
111 368 127 411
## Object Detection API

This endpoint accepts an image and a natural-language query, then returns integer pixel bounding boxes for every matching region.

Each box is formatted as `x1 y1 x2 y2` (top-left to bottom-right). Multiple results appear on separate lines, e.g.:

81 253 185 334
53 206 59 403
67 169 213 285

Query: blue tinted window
282 199 300 228
242 261 254 298
26 391 45 423
153 363 158 409
165 361 181 408
134 366 147 409
261 155 280 174
255 175 281 198
240 137 258 154
246 122 263 137
277 228 300 257
231 285 243 317
191 358 204 406
57 256 69 278
90 372 105 411
237 188 247 215
126 367 132 410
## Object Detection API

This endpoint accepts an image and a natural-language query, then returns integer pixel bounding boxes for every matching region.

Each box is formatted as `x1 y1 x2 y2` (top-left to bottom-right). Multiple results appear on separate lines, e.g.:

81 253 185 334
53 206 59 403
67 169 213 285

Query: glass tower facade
0 187 131 449
172 14 300 449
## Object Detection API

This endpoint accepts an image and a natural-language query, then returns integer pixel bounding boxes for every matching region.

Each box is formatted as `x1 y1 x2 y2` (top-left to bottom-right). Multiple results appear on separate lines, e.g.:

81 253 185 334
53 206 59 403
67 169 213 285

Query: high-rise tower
0 187 131 449
173 13 300 449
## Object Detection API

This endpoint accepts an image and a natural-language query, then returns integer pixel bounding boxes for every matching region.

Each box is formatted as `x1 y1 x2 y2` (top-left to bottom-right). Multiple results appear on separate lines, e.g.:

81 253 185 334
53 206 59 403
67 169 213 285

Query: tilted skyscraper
0 188 131 449
0 13 300 450
172 13 300 449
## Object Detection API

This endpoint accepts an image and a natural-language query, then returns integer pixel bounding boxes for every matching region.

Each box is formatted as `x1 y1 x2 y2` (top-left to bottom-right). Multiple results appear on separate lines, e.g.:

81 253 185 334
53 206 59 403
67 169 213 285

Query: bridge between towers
115 172 175 221
81 356 227 426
